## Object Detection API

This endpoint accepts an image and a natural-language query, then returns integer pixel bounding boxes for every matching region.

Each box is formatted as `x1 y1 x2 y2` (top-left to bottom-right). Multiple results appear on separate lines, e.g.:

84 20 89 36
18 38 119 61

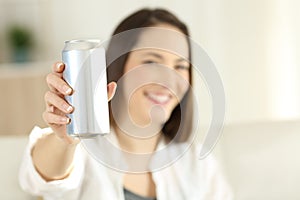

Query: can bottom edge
68 132 109 139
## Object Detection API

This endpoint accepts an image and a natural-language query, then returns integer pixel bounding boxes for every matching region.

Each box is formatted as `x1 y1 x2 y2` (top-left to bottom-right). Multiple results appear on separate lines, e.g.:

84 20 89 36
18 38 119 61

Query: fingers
45 91 73 114
46 73 73 96
107 82 117 101
42 111 70 125
45 62 115 126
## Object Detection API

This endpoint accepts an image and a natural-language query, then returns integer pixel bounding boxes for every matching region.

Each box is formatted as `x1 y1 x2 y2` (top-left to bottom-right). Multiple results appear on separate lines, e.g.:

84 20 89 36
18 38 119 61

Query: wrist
53 133 80 147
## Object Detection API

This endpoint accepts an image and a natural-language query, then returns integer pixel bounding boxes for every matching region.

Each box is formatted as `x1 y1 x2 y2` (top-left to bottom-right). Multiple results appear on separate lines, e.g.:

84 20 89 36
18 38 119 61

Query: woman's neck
114 125 162 154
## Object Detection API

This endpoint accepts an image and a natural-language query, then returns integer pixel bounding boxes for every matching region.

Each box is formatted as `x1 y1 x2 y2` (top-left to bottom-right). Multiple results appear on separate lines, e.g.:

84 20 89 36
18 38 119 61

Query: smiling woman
18 8 233 200
106 20 193 144
123 48 190 128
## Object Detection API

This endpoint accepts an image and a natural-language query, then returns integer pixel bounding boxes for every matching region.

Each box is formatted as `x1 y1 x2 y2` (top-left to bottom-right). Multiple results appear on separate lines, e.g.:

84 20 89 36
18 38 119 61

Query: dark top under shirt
123 188 157 200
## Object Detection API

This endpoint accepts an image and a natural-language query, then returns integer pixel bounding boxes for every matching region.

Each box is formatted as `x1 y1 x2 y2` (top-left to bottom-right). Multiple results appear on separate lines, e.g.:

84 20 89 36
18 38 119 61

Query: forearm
31 133 78 181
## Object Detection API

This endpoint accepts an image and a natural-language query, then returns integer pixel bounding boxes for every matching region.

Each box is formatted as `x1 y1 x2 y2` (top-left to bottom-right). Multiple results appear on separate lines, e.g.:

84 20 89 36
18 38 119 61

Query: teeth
147 93 170 104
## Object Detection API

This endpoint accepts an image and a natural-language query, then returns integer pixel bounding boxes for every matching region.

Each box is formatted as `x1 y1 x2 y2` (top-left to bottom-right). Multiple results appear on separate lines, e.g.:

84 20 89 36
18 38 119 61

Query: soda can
62 39 110 138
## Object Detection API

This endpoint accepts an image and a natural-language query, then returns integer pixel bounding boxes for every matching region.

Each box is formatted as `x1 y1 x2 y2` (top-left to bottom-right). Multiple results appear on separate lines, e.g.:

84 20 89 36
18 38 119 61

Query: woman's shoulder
170 141 234 199
173 140 220 172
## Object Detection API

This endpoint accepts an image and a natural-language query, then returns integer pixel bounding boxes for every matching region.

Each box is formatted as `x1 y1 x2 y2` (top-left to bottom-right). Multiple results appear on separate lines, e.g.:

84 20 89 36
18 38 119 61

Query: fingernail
63 104 71 112
66 106 73 113
63 85 72 94
60 117 70 123
57 62 63 70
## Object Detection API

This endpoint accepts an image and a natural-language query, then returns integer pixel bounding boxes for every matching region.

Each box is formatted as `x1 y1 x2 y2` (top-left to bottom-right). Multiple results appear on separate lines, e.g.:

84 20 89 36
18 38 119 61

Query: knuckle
46 73 53 84
42 112 49 123
44 91 52 101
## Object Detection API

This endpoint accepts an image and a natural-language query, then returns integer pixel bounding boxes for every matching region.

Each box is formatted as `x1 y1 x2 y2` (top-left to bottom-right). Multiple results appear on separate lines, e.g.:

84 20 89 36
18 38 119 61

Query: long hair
106 8 193 142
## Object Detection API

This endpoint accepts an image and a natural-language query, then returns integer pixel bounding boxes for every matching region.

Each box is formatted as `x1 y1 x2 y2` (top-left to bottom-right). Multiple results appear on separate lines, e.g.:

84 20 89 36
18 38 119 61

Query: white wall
1 0 299 125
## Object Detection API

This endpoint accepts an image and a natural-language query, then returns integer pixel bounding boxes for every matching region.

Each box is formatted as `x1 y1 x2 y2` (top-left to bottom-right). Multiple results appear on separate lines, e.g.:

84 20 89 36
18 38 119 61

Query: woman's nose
148 64 189 95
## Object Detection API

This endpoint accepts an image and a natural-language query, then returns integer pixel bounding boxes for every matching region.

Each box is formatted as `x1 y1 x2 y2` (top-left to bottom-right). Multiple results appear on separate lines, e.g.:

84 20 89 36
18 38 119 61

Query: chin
148 105 172 125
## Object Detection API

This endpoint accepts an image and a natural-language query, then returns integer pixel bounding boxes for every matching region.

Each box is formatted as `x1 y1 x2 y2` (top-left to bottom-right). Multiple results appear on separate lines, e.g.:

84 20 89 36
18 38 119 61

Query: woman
19 8 232 200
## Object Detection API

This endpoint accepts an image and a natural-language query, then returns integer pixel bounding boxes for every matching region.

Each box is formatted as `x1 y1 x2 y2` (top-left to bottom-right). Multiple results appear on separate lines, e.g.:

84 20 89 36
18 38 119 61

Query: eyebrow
143 52 188 63
143 52 163 60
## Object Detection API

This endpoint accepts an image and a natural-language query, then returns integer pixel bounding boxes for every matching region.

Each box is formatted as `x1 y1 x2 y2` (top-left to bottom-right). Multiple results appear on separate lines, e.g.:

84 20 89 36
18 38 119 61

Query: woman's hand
42 62 117 145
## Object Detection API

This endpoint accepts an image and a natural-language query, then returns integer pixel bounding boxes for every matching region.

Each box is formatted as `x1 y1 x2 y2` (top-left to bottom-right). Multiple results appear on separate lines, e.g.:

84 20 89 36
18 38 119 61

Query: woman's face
121 24 190 127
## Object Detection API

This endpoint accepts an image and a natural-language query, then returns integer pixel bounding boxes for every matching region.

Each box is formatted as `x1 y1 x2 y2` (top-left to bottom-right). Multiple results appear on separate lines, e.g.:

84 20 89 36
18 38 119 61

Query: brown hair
106 8 193 142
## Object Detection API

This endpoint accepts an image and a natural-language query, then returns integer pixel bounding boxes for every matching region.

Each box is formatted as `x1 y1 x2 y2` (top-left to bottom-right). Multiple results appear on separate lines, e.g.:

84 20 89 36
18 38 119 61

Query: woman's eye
142 60 158 64
175 65 190 70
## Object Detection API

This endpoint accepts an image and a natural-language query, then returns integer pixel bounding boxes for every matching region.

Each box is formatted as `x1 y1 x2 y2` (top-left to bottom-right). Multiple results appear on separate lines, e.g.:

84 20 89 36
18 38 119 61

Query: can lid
63 39 101 51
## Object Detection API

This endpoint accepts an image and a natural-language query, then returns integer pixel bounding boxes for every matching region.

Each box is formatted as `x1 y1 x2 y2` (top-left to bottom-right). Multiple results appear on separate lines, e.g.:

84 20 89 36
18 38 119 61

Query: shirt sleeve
18 126 85 199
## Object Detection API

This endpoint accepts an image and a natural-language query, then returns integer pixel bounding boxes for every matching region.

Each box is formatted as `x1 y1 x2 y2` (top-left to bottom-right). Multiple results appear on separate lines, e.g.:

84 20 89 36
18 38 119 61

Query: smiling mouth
144 92 172 105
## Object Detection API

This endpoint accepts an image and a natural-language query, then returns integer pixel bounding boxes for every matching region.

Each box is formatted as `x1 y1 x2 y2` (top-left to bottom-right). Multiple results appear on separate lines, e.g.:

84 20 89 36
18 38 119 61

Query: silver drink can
62 39 110 138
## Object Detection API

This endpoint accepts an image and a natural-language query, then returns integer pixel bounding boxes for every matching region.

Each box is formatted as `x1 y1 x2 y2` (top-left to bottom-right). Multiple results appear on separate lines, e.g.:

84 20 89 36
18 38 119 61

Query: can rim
63 39 101 51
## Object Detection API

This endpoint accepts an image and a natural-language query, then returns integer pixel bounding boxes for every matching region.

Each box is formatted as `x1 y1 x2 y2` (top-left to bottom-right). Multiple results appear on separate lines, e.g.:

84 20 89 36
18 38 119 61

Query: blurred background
0 0 299 199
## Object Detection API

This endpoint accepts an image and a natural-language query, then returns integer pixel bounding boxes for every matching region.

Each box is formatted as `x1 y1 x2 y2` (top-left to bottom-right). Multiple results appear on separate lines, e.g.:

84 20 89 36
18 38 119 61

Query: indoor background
0 0 299 199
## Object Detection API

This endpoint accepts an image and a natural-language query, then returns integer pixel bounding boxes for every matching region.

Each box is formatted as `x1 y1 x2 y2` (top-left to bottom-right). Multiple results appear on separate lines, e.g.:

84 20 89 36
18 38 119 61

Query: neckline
123 187 157 200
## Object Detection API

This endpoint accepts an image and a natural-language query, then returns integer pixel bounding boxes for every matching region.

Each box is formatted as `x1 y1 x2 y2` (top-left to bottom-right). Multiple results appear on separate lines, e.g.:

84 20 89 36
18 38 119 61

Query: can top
63 39 101 51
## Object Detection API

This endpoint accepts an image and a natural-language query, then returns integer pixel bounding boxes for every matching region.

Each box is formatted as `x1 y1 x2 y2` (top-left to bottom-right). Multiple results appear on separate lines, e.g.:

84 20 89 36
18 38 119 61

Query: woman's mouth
145 92 172 105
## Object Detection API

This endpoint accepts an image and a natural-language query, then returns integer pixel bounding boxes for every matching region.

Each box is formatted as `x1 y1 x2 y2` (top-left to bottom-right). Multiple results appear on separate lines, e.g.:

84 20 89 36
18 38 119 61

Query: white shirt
19 126 233 200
